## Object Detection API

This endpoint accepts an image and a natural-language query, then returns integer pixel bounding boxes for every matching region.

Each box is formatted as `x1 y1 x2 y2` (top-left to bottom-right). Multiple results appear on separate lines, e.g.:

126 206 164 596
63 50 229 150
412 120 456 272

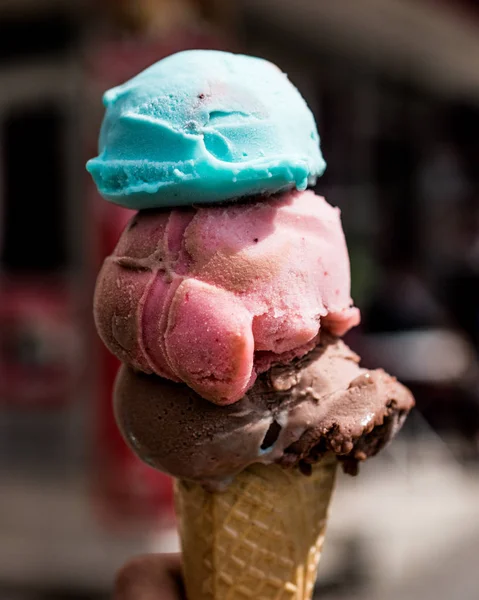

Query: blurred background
0 0 478 598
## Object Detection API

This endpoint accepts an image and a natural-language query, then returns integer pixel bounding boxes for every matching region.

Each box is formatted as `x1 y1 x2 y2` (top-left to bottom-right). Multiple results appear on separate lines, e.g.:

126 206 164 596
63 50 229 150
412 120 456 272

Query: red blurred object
0 278 80 408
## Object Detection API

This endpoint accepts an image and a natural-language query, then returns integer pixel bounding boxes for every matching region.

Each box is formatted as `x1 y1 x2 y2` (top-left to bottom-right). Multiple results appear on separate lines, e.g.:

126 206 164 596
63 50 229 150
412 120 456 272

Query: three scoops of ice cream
88 50 414 491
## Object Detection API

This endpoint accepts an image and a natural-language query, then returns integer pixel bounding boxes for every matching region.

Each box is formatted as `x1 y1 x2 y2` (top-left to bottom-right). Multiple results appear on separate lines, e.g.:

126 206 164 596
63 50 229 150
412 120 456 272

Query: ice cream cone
174 454 337 600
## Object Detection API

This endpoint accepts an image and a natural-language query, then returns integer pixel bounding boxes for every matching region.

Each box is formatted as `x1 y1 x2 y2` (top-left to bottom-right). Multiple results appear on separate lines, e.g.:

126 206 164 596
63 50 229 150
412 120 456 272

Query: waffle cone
174 454 337 600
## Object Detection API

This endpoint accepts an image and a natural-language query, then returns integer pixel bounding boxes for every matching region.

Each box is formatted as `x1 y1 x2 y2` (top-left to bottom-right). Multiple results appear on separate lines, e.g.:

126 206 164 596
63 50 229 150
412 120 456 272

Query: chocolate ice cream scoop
115 335 414 490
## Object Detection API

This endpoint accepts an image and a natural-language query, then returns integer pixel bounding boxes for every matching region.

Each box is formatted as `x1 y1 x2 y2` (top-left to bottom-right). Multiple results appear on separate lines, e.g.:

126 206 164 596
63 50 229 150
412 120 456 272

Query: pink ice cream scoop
94 190 359 404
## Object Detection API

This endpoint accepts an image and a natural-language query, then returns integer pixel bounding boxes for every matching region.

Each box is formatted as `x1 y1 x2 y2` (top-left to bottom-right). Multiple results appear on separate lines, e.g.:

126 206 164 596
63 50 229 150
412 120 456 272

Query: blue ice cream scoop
87 50 326 209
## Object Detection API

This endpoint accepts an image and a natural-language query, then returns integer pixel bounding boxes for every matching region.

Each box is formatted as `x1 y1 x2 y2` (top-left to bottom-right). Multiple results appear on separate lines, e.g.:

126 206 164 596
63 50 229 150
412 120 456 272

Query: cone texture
174 455 337 600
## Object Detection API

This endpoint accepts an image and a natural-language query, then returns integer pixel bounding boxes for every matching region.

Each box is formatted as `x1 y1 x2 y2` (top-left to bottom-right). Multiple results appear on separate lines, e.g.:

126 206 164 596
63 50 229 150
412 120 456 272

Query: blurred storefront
0 1 478 599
